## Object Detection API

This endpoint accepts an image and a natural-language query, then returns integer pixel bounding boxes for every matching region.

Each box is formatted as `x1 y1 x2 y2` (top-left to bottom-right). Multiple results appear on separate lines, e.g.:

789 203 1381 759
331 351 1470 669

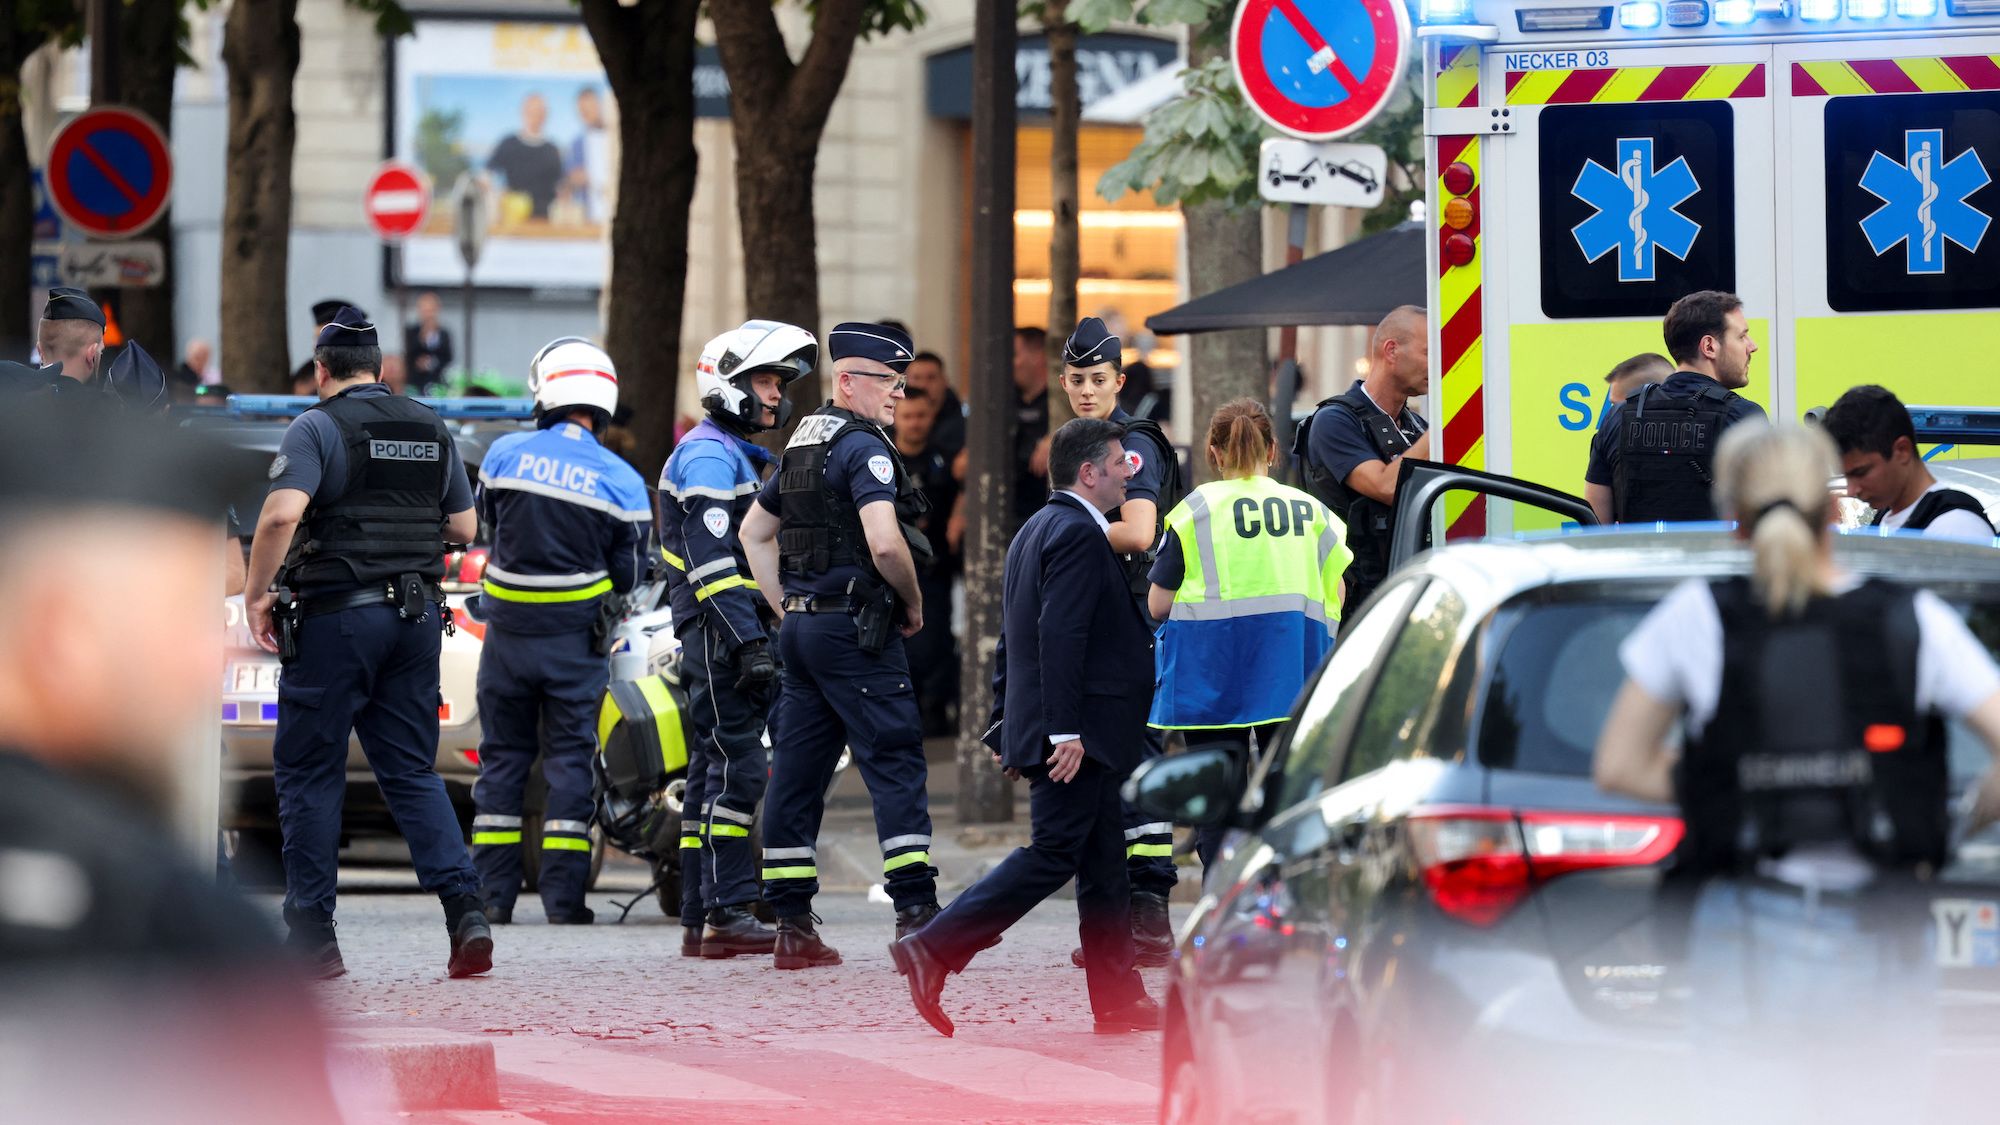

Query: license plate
225 660 282 696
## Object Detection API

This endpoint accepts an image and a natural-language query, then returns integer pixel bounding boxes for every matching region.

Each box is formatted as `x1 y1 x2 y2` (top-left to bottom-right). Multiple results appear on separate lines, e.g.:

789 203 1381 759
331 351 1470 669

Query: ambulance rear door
1778 29 2000 452
1484 40 1779 528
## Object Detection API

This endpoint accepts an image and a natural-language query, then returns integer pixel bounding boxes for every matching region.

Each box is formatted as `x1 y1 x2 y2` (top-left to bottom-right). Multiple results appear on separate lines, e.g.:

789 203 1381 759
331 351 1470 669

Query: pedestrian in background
893 386 963 737
1821 385 1995 542
889 417 1160 1038
405 291 454 391
243 307 493 980
1151 399 1352 874
1010 326 1052 536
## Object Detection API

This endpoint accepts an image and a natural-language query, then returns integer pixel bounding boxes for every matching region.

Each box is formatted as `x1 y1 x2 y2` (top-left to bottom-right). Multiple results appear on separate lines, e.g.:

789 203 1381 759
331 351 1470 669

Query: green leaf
1069 0 1134 31
343 0 415 38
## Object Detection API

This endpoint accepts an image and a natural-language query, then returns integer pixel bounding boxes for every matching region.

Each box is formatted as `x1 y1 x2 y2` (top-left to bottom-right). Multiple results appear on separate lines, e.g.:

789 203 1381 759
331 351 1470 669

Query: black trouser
906 570 959 734
1191 723 1287 875
677 620 773 912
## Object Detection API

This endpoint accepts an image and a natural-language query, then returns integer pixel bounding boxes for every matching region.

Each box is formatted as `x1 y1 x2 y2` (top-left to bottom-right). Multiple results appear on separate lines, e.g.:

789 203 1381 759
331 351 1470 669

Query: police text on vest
514 454 602 496
370 439 441 461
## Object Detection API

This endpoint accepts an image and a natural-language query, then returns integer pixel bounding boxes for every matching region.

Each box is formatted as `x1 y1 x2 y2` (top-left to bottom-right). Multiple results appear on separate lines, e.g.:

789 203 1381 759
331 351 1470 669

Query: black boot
1132 891 1174 968
284 908 346 981
702 904 779 958
773 914 842 970
484 904 513 925
681 923 706 958
894 901 942 941
443 894 495 979
546 906 595 925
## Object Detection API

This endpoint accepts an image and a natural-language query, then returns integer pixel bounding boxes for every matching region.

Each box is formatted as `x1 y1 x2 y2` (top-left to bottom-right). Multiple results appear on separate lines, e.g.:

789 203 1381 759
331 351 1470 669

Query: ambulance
1415 0 2000 531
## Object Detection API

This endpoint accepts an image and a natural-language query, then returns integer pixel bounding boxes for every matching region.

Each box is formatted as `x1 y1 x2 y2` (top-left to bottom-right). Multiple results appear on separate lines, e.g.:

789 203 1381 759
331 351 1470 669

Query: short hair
1049 417 1126 489
899 387 933 404
1014 326 1047 351
38 317 103 362
1370 305 1425 354
910 350 945 371
1606 353 1672 384
313 344 382 383
1820 384 1915 459
1661 290 1743 366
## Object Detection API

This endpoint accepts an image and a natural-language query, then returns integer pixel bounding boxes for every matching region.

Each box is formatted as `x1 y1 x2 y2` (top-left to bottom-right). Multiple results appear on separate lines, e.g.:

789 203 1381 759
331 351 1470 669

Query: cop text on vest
514 454 602 496
1233 497 1317 538
369 439 441 461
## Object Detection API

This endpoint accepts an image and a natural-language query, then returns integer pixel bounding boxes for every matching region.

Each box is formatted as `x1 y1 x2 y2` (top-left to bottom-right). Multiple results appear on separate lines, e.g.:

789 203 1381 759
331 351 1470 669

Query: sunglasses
852 371 909 393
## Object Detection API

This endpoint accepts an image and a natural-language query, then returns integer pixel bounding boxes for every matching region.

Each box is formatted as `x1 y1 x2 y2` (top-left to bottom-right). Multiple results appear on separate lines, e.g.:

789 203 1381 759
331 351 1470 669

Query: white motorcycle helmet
529 336 618 430
697 319 817 433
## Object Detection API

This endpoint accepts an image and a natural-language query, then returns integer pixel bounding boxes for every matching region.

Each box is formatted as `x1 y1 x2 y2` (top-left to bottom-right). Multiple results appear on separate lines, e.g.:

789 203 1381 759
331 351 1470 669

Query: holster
274 589 302 664
850 577 898 656
591 594 624 657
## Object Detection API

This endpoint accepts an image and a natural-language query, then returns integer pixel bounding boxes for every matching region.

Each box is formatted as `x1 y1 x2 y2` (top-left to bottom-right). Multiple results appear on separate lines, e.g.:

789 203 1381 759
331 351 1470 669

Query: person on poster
487 92 565 221
567 87 613 223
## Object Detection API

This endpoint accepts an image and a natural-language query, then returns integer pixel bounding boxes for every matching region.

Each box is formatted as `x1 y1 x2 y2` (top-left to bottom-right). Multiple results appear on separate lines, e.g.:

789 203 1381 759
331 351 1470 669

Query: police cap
0 398 261 524
314 307 378 350
1062 317 1120 370
103 341 169 413
311 299 361 326
42 287 105 328
828 322 914 375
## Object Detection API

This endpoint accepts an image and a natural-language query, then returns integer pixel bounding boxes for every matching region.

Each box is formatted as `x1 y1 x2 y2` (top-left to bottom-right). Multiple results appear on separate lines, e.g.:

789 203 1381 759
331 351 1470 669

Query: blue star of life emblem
1860 128 1990 275
1571 137 1702 283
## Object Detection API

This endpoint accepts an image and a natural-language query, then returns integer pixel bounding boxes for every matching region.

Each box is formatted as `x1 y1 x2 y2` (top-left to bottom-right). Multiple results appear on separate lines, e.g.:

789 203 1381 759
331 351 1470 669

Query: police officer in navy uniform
243 308 493 980
659 320 815 958
294 299 359 393
742 321 941 969
1297 306 1429 610
1053 317 1181 965
468 338 653 925
1585 290 1767 525
36 287 108 386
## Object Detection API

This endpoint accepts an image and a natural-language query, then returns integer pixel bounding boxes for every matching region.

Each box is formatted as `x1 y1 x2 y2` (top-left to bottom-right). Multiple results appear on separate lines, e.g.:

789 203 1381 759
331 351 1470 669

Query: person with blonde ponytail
1148 399 1353 873
1595 420 2000 870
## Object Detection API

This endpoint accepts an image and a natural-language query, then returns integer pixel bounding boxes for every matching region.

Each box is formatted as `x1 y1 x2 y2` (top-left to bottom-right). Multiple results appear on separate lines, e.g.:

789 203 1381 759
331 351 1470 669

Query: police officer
1054 316 1181 965
37 287 107 386
741 321 941 969
659 320 815 958
294 299 359 393
243 307 492 979
1585 290 1766 525
1296 305 1428 610
469 338 653 925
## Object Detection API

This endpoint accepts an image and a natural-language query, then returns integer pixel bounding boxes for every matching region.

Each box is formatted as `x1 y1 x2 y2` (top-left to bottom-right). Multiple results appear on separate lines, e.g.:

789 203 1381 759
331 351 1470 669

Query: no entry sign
45 107 173 238
1231 0 1410 141
365 161 432 242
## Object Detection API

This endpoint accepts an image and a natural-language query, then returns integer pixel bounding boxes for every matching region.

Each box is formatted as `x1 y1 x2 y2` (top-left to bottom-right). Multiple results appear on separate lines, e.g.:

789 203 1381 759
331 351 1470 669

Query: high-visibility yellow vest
1150 474 1352 730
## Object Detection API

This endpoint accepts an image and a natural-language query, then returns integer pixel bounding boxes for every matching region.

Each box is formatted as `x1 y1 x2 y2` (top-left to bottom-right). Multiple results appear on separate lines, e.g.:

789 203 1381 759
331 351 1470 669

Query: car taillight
1407 807 1684 927
442 546 489 592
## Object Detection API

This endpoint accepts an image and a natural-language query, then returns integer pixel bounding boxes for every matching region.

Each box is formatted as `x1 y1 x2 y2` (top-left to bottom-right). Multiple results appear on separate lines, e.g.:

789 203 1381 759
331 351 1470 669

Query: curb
328 1028 500 1111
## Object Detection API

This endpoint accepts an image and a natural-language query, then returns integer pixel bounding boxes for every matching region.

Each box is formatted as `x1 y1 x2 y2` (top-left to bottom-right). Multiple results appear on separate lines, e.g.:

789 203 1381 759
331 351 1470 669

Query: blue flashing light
1799 0 1840 18
221 395 537 421
1907 407 2000 447
1895 0 1938 14
221 702 240 723
1713 0 1755 21
1422 0 1474 21
1847 0 1889 16
1620 1 1664 25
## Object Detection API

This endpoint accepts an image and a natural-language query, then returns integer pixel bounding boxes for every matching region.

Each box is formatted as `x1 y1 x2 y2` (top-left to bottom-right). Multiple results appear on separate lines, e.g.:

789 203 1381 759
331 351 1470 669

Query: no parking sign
1231 0 1411 141
44 107 173 239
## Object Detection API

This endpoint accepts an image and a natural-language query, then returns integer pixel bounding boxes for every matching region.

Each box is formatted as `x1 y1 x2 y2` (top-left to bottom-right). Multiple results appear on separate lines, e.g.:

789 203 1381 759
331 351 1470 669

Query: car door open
1388 459 1599 572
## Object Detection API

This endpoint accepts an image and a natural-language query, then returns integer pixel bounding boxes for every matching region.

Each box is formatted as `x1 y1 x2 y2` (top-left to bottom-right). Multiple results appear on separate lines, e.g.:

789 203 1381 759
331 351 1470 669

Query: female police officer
1147 399 1352 875
1594 420 2000 1118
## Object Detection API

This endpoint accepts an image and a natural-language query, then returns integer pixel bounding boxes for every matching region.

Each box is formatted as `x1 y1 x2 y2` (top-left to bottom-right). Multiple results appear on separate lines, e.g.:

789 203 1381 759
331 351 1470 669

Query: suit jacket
989 491 1155 775
404 324 454 384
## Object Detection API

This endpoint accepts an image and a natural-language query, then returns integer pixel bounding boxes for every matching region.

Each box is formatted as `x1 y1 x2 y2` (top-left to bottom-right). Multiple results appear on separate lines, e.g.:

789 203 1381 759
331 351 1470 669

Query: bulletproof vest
1294 390 1418 602
1613 382 1736 523
1875 488 1995 536
281 388 452 587
1675 578 1949 876
1118 416 1184 597
776 405 932 582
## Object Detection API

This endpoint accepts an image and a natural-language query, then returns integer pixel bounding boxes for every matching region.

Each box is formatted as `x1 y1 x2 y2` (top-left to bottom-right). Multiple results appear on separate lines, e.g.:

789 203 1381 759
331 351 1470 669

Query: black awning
1146 222 1427 335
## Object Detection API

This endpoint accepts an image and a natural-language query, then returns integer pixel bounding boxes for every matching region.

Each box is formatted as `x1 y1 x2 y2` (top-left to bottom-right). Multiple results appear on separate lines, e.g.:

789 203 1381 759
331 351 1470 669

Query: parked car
1139 464 2000 1124
191 397 603 886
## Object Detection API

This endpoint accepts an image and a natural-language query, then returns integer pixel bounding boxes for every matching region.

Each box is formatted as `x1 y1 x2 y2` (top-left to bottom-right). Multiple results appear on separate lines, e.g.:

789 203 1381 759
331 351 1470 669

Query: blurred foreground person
1595 420 2000 1121
0 403 339 1124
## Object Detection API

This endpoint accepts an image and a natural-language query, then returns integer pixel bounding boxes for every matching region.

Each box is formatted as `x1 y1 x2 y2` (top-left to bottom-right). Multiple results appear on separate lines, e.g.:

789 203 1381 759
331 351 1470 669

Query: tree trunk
116 0 181 362
710 0 871 430
0 49 37 360
581 0 699 476
1182 198 1267 484
1043 8 1078 426
220 0 299 391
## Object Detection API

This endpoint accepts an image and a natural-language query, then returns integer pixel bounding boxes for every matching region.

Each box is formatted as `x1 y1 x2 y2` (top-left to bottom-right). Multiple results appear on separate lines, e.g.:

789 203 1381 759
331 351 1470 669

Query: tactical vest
281 388 452 588
776 405 932 582
1613 381 1737 524
1118 415 1184 599
1295 388 1420 604
1675 578 1949 877
1874 488 1995 536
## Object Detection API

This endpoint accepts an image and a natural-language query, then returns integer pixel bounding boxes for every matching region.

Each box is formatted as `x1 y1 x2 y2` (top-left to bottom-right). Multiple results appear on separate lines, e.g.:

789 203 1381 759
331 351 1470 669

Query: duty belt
782 593 860 614
302 581 443 617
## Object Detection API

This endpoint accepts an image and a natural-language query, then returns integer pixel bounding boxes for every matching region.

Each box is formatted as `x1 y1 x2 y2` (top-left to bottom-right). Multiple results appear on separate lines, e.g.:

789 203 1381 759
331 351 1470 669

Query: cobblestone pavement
289 856 1178 1124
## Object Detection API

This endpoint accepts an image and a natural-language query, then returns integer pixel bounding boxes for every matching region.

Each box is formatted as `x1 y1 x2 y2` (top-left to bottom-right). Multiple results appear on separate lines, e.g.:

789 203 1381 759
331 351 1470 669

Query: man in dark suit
889 417 1160 1038
404 291 454 390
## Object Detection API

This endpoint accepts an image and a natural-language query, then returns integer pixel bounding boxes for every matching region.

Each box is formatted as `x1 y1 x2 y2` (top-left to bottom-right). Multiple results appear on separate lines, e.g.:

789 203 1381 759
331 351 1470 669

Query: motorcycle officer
469 338 653 925
659 320 815 958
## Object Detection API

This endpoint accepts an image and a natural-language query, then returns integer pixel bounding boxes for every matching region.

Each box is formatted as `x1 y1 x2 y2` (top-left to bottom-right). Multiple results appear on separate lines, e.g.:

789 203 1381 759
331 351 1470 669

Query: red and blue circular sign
45 106 173 239
1231 0 1410 141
